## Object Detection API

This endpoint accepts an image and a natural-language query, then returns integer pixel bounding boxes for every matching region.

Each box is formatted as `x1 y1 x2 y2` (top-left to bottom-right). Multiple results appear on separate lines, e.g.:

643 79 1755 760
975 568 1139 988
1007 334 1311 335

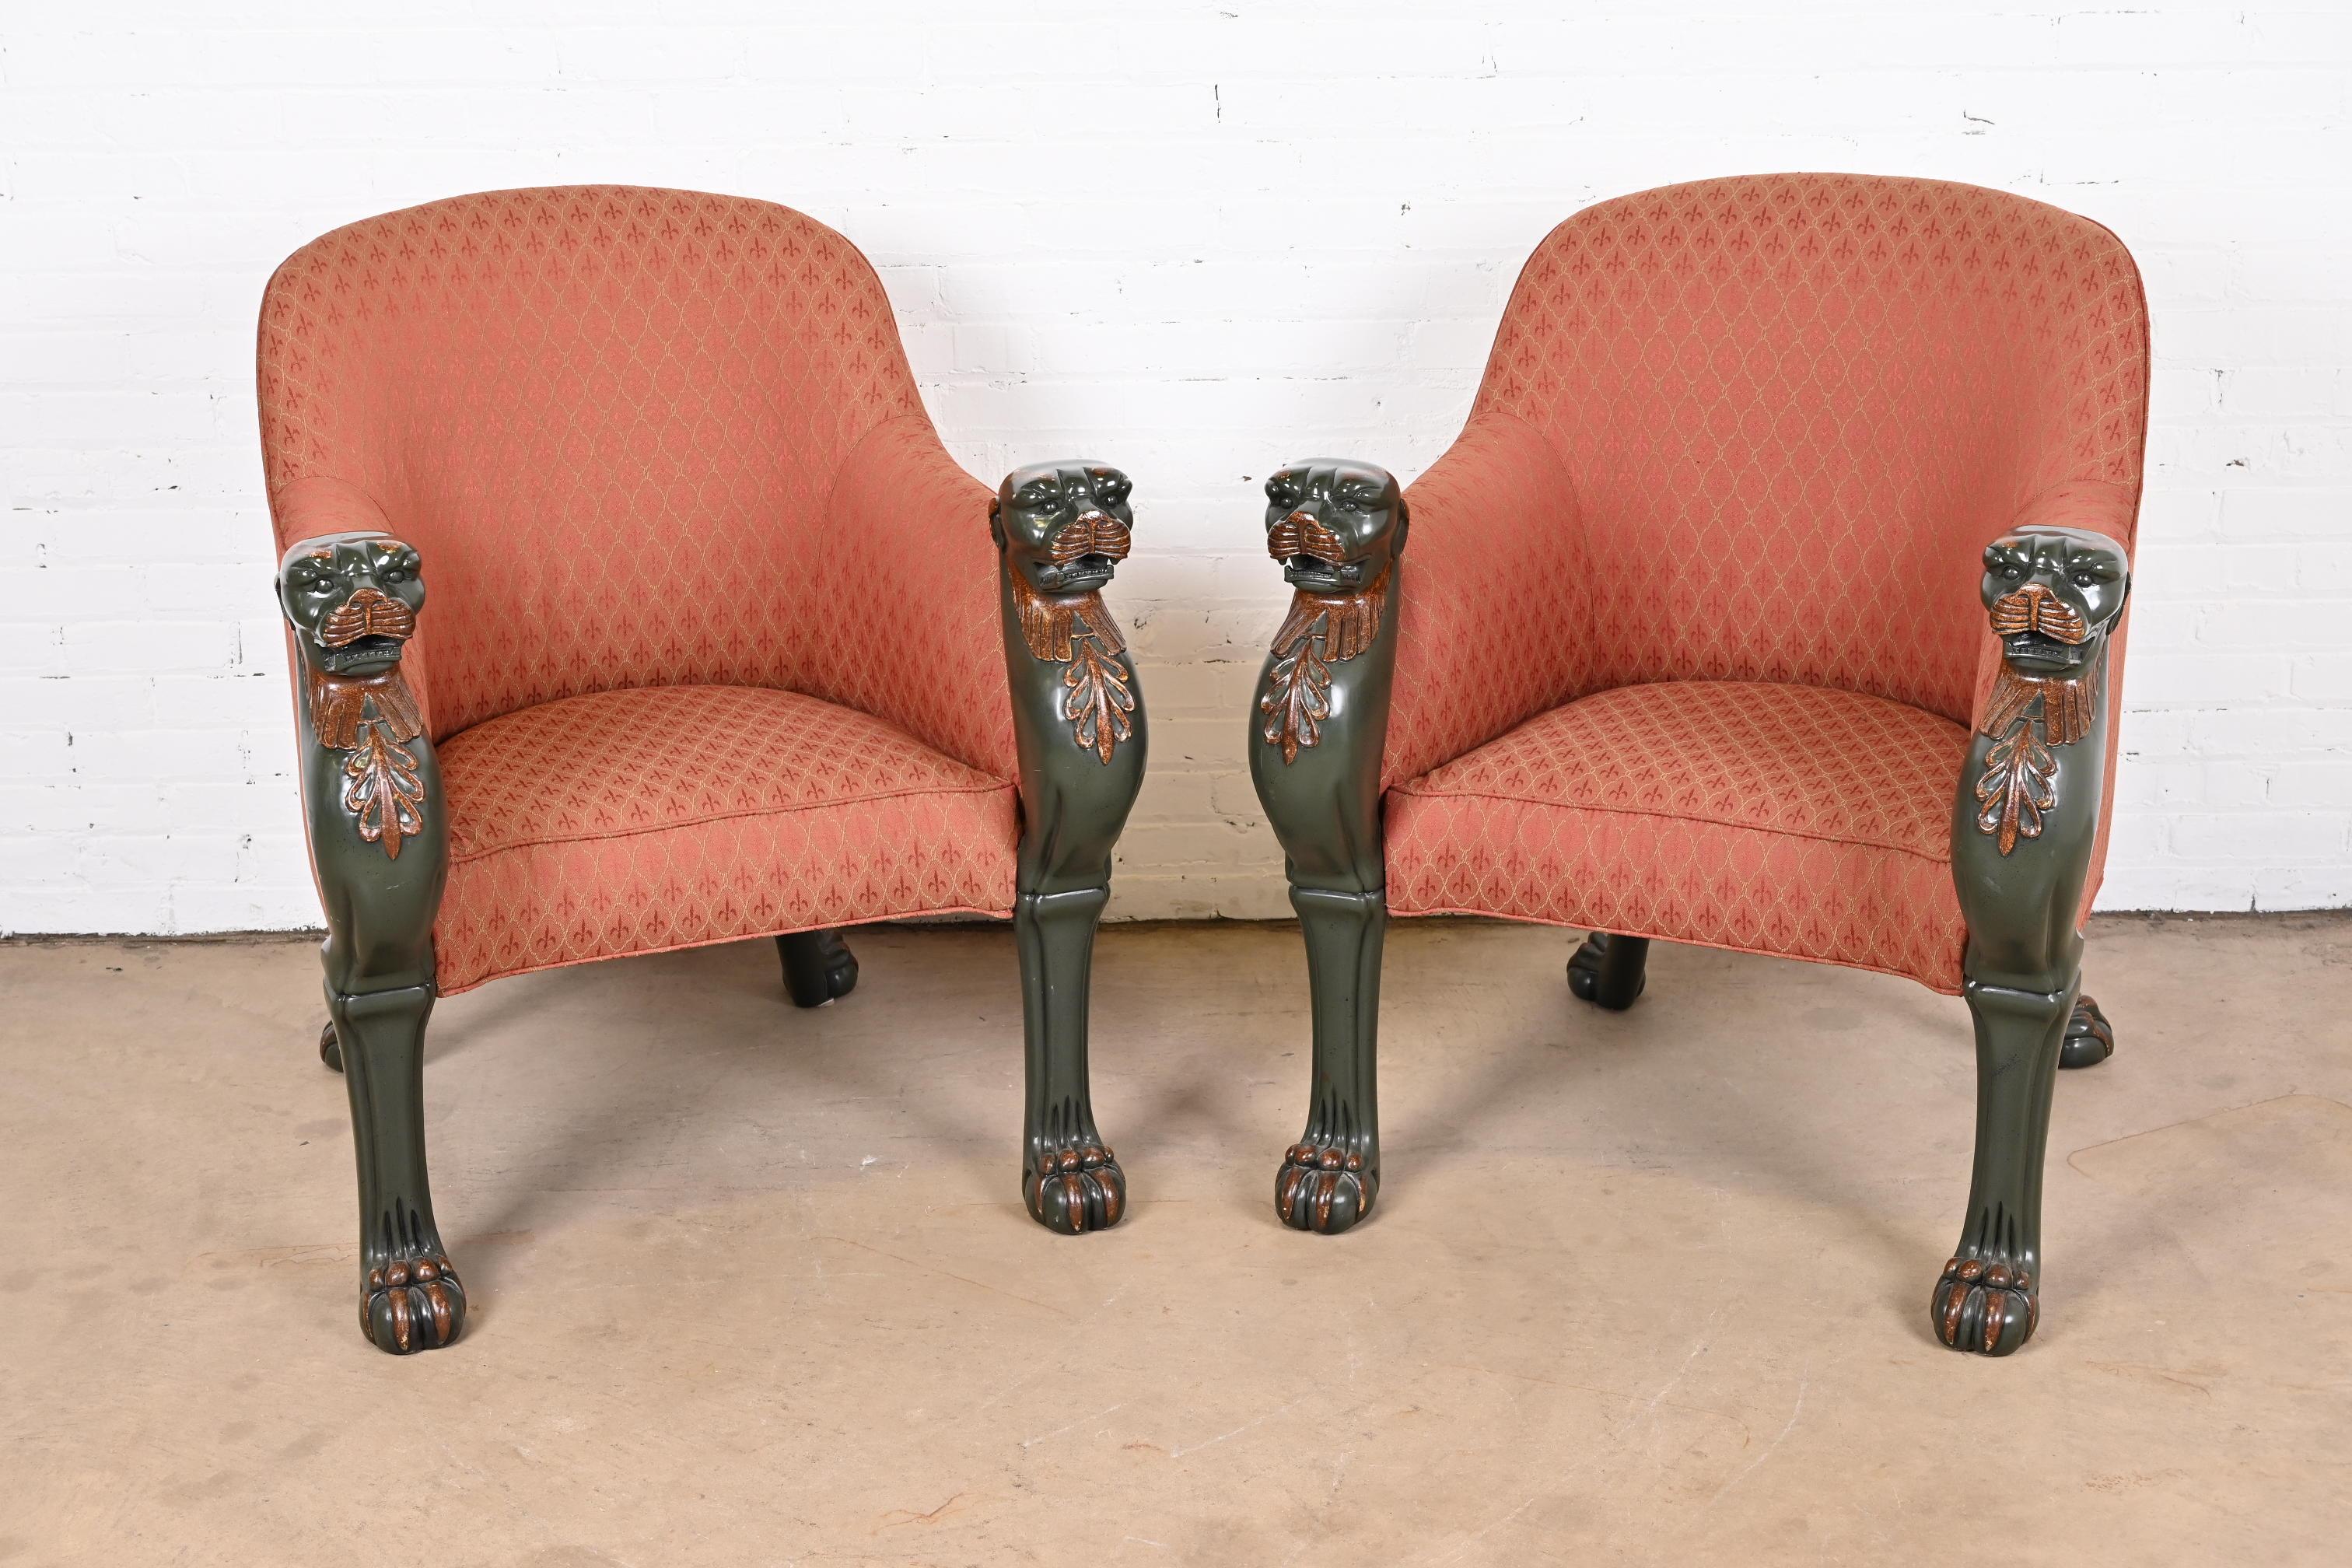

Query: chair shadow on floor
1389 933 1947 1318
443 930 1024 1299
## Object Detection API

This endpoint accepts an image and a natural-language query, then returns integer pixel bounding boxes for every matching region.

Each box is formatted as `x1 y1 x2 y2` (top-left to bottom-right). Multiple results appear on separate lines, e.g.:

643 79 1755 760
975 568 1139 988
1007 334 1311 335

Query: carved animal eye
2003 565 2022 579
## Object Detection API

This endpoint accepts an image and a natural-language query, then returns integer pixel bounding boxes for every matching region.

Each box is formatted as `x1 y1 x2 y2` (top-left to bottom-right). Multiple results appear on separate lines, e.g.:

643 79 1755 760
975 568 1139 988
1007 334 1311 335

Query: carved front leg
991 463 1146 1234
1940 525 2130 1355
278 529 460 1353
1248 462 1409 1234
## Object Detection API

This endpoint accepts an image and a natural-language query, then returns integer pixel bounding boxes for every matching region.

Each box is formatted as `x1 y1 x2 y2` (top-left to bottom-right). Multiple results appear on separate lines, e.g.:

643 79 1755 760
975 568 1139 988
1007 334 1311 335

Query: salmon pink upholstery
433 687 1017 992
1388 682 1972 988
259 187 1020 991
1381 176 2148 992
258 185 1013 771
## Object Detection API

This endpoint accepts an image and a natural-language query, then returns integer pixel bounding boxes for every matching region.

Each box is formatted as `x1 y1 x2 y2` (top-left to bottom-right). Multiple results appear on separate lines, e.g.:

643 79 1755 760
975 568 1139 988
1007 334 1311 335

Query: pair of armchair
261 175 2143 1363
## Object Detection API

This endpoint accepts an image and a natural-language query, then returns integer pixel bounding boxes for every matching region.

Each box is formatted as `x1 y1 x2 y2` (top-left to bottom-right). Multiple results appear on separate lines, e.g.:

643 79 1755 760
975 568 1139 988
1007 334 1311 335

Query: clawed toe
1276 1143 1375 1234
1932 1256 2038 1356
1025 1145 1125 1234
362 1254 465 1354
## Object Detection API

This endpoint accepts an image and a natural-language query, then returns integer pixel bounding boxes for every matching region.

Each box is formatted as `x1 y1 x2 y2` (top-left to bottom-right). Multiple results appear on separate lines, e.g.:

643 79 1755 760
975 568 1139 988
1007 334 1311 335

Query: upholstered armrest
1378 410 1595 789
271 474 398 541
798 415 1018 779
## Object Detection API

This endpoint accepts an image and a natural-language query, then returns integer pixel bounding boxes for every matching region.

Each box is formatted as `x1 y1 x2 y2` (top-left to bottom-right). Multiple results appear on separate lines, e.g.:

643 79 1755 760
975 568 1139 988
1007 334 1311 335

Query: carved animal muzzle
319 588 417 648
1989 585 2090 646
1266 510 1349 566
1048 511 1132 565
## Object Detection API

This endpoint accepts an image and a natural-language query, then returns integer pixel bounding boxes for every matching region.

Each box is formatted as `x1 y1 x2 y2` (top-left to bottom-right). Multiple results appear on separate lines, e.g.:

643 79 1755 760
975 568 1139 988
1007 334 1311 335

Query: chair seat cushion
1384 681 1973 992
432 684 1018 992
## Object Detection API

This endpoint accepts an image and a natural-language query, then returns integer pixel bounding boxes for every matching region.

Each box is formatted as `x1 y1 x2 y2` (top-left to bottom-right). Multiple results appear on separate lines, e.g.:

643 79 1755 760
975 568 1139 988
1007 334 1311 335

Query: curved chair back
1473 173 2149 724
260 186 926 739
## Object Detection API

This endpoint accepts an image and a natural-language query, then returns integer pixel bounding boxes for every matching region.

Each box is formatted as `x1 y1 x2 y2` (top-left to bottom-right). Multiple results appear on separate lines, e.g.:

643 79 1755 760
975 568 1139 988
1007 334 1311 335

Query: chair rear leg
1567 932 1649 1010
2059 992 2114 1069
777 929 859 1008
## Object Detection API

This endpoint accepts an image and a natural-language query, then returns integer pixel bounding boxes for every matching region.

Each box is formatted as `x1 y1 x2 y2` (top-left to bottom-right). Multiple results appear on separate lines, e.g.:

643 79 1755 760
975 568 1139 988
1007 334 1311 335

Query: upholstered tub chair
260 187 1147 1354
1248 174 2146 1356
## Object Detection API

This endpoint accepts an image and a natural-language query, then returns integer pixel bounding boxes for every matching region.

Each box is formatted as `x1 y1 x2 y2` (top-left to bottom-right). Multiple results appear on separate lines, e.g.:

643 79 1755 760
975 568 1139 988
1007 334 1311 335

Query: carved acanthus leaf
341 723 428 860
1259 566 1388 765
1973 662 2101 856
1010 569 1133 763
1063 641 1136 765
1259 633 1332 765
1975 720 2056 856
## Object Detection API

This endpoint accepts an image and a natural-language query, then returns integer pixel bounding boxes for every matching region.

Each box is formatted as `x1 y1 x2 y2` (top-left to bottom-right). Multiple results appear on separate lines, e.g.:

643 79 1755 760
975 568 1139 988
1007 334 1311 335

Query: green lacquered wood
1936 525 2130 1356
280 530 463 1355
992 462 1146 1234
1567 932 1649 1010
777 929 859 1007
1247 461 1407 1234
2059 993 2115 1069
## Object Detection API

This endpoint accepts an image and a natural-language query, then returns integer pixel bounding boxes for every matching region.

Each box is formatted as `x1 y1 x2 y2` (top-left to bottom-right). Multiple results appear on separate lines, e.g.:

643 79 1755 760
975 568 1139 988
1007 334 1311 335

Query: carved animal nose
1990 582 2089 644
1269 509 1347 564
1048 509 1130 565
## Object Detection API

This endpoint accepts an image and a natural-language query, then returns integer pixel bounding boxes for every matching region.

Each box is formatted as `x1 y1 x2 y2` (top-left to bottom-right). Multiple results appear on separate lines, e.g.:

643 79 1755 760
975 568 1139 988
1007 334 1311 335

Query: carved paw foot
1932 1255 2039 1356
1024 1144 1125 1235
2059 992 2114 1069
320 1020 342 1072
360 1252 465 1354
1276 1143 1377 1234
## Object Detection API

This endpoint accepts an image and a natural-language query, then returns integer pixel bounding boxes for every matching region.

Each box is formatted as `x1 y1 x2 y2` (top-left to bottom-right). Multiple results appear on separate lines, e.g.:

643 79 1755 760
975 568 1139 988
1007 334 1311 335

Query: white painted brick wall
3 1 2348 933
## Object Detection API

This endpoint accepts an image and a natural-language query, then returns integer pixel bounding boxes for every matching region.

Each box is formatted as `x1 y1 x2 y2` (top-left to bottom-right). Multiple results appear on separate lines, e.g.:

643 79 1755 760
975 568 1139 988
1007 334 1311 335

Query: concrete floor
2 915 2348 1565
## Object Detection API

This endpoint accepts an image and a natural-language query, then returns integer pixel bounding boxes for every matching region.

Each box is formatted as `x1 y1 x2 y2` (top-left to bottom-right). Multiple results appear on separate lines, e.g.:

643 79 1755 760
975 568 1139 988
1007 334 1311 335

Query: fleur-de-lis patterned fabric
1387 681 1974 990
432 685 1017 993
259 187 1020 990
1381 175 2148 992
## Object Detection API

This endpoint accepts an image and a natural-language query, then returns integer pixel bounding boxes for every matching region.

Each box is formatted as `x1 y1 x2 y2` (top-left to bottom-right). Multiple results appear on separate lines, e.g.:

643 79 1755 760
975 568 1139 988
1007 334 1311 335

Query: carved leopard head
1980 527 2130 678
990 463 1135 596
1263 462 1406 594
277 533 424 677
